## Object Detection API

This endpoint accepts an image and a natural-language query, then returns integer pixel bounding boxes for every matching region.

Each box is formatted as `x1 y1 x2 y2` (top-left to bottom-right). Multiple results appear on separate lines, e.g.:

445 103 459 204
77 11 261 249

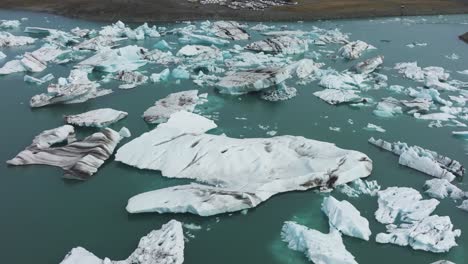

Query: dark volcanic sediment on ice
0 0 467 22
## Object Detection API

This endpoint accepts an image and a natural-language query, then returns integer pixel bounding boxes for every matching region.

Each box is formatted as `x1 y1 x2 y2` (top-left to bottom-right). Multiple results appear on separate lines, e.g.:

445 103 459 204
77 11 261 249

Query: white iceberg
78 45 147 72
150 69 171 83
353 55 384 74
116 111 372 216
212 21 250 40
314 89 364 105
64 108 128 128
24 73 54 85
337 178 380 198
114 70 148 89
0 20 20 29
424 178 466 200
281 222 358 264
7 125 123 180
369 137 464 181
458 200 468 212
0 31 35 47
322 196 371 240
364 123 386 133
60 220 184 264
338 40 375 59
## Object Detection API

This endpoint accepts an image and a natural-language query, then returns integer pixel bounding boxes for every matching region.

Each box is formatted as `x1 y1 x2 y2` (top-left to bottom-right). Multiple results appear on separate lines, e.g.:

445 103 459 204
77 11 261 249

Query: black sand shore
0 0 467 22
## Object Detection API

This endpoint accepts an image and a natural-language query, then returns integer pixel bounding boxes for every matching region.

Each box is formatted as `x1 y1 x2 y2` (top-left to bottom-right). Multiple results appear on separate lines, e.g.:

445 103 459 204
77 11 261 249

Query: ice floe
7 125 125 180
78 45 147 72
353 55 384 74
114 70 148 89
64 108 128 128
424 178 466 200
212 21 249 40
364 123 386 133
60 219 184 264
246 36 308 55
322 196 371 240
338 40 375 59
314 89 364 105
337 178 381 198
281 222 358 264
116 111 372 216
369 137 464 181
24 73 54 85
0 32 35 48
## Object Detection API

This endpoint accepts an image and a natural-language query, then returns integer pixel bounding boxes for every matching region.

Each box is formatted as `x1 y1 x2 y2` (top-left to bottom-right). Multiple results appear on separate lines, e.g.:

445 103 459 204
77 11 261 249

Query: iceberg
338 40 375 59
64 108 128 128
369 137 464 181
0 32 35 47
318 72 367 90
216 67 291 95
176 45 221 61
246 36 308 55
281 222 358 264
291 59 323 79
179 32 229 46
337 178 381 198
0 20 21 29
142 90 203 124
212 21 250 40
150 68 171 83
313 89 365 105
30 69 112 108
260 83 297 101
424 178 466 200
117 111 372 216
60 220 184 264
431 261 455 264
364 123 386 133
114 70 148 89
153 40 172 50
77 45 147 72
74 36 124 51
0 51 5 60
171 66 190 79
7 125 124 180
24 27 79 46
322 196 371 240
353 55 384 74
24 73 54 85
458 200 468 212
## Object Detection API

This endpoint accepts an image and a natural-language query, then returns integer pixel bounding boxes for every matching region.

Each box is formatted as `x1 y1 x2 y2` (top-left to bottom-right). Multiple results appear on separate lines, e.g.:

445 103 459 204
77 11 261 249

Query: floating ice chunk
318 72 367 90
224 51 290 68
329 127 341 132
364 123 386 133
216 67 291 95
144 49 180 65
0 60 25 75
7 125 123 180
452 131 468 139
246 36 308 55
0 20 21 29
375 187 439 224
153 40 172 50
70 27 94 38
118 111 372 216
74 36 124 51
281 222 358 264
260 83 297 101
408 87 452 106
395 62 450 83
458 200 468 212
314 89 364 105
387 84 405 93
0 51 5 60
179 32 229 46
24 73 54 85
322 196 371 240
314 27 349 44
99 21 128 37
171 66 190 79
338 40 375 59
64 108 128 128
143 90 203 124
30 69 112 108
337 178 381 198
414 112 456 121
115 70 148 89
458 70 468 75
376 215 461 253
431 261 455 264
60 220 184 264
250 24 275 31
212 21 249 40
78 45 147 72
290 58 323 79
0 32 35 47
425 75 458 91
176 45 220 61
424 179 466 200
24 27 79 46
369 138 464 181
406 42 427 48
373 97 403 117
150 69 171 83
353 55 384 74
445 53 460 60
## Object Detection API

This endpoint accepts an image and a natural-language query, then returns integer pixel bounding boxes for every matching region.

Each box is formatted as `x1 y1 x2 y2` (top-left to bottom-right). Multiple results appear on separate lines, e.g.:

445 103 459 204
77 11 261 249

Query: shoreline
0 0 467 23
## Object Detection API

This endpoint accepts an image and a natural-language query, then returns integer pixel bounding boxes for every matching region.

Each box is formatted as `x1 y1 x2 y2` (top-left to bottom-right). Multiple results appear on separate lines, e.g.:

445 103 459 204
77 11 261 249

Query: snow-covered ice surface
60 219 184 264
116 111 372 216
64 108 128 128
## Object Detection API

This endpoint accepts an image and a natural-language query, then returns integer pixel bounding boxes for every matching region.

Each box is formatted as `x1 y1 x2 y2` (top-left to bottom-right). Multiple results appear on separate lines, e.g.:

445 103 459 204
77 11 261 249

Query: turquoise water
0 10 467 264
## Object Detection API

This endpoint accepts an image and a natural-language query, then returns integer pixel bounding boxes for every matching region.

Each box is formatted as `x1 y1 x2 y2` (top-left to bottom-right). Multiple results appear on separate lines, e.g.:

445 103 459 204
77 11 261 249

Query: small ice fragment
364 123 386 133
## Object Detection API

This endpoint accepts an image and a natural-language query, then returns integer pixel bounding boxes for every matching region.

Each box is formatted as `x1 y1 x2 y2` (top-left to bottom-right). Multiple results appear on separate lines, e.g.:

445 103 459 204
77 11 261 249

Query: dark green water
0 10 467 264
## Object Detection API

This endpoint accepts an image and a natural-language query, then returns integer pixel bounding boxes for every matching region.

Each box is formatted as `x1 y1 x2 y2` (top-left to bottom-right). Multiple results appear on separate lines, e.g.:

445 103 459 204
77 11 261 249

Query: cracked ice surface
116 111 372 216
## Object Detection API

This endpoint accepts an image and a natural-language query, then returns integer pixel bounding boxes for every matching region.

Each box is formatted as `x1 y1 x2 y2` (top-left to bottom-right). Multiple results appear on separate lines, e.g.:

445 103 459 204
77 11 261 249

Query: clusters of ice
60 220 184 264
143 90 205 124
260 83 297 101
281 222 358 264
246 36 308 55
321 196 371 240
0 32 35 48
369 137 464 181
64 108 128 128
375 187 461 253
338 40 375 59
0 45 66 75
30 69 112 108
337 178 381 198
424 178 466 200
7 125 127 180
116 111 372 216
114 70 148 89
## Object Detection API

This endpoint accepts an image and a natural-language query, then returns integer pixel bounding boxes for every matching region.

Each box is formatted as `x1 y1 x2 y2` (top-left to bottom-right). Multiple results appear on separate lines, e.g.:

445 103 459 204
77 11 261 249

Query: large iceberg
143 90 204 124
246 36 308 55
216 67 291 95
212 21 250 40
281 222 358 264
322 196 371 240
116 111 372 216
60 220 184 264
338 40 375 59
64 108 128 128
375 187 460 253
369 137 464 181
77 45 147 72
7 125 126 180
353 56 384 74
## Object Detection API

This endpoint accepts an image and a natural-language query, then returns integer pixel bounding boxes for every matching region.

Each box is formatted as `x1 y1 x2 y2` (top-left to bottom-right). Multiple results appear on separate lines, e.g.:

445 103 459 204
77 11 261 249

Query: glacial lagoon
0 9 467 264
